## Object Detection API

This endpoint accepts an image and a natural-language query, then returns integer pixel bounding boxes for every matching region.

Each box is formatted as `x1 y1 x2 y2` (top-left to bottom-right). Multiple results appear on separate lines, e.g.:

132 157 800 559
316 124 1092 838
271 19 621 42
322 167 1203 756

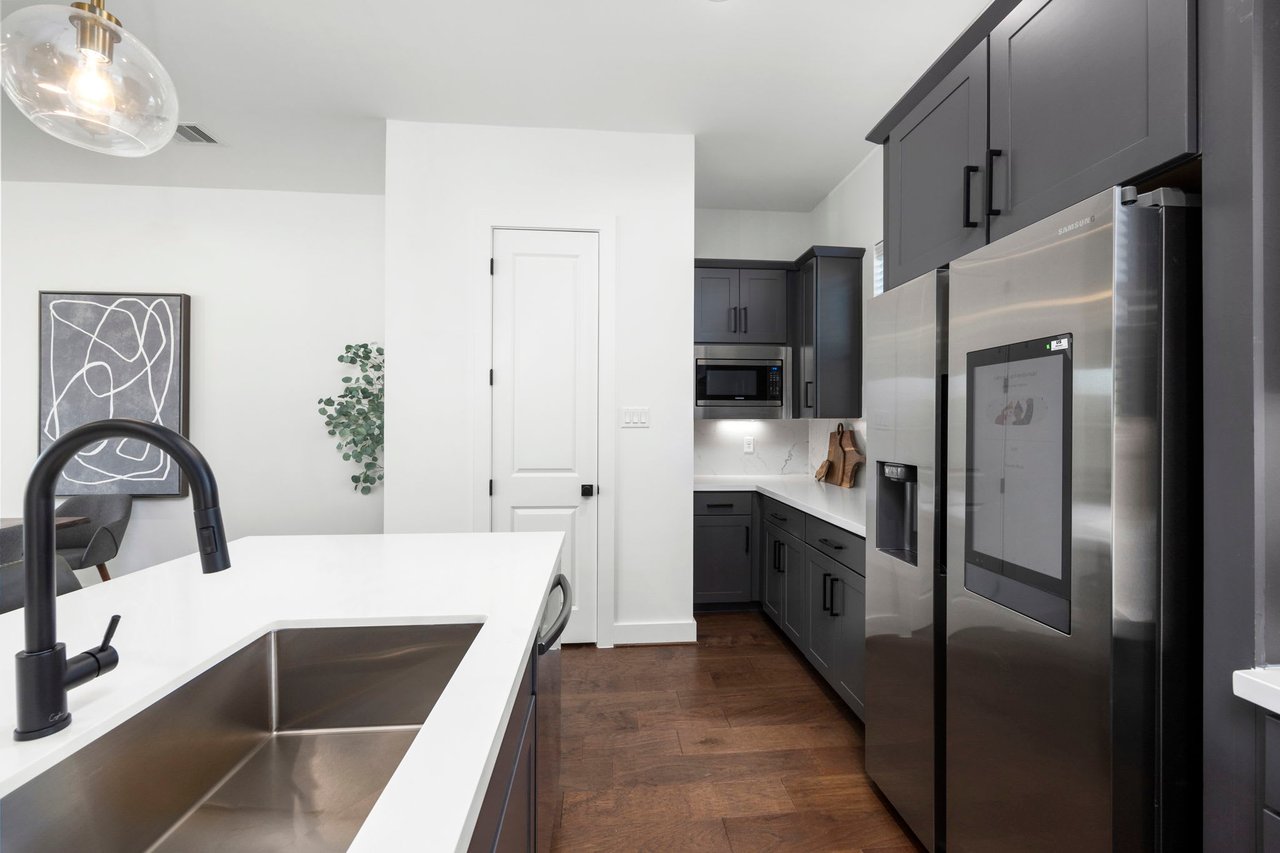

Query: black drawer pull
769 512 788 523
986 148 1003 216
817 537 845 551
829 576 840 618
705 503 734 509
821 572 831 612
963 164 980 228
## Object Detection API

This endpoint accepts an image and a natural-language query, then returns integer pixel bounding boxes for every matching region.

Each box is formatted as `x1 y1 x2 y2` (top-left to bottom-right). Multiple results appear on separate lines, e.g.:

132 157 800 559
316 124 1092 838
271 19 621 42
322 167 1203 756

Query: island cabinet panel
987 0 1196 241
885 39 989 291
469 656 535 853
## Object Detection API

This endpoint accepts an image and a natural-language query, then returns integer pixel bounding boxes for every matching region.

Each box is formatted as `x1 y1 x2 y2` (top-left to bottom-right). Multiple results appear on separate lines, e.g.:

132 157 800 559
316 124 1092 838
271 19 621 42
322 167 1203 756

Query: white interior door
492 228 599 644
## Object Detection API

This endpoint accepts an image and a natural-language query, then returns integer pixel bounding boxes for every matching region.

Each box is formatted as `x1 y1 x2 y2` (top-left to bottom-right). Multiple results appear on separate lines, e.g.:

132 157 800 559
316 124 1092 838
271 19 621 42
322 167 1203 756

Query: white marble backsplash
694 419 810 475
808 418 868 525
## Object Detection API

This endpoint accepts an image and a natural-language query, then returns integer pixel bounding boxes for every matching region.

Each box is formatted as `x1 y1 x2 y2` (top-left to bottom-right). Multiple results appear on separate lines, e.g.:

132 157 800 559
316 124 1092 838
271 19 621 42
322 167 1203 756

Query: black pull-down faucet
13 419 230 741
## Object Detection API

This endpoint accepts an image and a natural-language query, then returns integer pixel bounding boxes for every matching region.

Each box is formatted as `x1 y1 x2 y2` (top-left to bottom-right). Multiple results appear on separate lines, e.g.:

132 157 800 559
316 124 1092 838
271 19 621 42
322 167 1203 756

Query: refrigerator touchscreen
965 334 1072 630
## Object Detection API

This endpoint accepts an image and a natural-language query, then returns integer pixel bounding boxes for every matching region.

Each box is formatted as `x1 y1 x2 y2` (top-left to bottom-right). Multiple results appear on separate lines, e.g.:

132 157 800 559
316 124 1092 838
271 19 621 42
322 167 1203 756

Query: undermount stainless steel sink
1 623 482 852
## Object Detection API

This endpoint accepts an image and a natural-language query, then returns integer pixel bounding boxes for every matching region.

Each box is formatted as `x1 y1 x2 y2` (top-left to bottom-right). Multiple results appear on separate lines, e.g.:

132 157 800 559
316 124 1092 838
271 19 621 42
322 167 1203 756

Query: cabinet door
833 567 866 719
695 269 740 343
762 526 785 625
988 0 1195 240
738 269 788 344
780 532 808 645
804 548 840 683
693 515 752 604
798 259 817 417
812 256 862 419
885 40 988 290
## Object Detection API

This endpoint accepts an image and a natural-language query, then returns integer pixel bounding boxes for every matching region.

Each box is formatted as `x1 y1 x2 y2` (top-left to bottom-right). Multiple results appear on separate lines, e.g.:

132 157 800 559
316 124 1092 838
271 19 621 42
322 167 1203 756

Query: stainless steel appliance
865 187 1197 852
865 269 946 852
694 345 790 419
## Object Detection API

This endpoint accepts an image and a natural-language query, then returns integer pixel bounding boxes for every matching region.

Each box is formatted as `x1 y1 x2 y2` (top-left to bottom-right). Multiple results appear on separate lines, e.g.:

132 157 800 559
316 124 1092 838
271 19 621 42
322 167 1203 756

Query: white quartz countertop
694 475 866 537
0 532 564 852
1233 667 1280 716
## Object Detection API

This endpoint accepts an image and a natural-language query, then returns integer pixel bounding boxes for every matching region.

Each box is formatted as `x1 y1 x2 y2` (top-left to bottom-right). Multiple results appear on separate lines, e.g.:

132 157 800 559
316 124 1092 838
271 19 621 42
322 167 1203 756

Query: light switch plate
621 407 650 428
744 436 754 453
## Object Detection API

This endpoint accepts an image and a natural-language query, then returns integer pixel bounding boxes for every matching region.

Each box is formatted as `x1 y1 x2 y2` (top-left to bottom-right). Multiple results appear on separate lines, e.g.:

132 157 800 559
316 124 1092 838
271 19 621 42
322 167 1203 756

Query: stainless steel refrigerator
865 186 1198 852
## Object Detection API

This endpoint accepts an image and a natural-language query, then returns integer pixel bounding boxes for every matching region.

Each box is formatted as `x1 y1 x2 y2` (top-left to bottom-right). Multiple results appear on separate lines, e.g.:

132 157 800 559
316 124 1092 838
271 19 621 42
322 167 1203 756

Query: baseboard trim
607 619 698 647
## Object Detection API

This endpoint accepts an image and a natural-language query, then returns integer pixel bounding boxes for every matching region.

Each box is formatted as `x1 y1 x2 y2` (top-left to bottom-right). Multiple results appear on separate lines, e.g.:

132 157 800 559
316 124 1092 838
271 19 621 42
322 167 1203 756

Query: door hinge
489 479 493 496
489 258 494 275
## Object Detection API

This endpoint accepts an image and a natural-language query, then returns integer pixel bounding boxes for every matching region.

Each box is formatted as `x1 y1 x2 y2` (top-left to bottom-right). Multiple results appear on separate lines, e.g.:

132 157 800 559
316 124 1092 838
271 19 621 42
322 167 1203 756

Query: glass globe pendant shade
1 1 179 157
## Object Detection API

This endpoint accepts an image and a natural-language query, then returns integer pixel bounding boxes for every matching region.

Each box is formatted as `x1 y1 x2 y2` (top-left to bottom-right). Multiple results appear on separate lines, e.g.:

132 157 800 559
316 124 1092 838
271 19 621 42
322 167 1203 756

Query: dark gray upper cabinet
693 514 753 605
884 40 988 290
694 268 739 343
987 0 1196 240
797 250 863 419
738 269 788 343
694 267 787 344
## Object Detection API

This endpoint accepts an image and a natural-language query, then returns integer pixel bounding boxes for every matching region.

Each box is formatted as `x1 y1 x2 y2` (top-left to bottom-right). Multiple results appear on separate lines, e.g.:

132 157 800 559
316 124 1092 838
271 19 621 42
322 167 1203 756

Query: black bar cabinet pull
986 149 1003 216
804 381 814 409
730 306 738 333
821 573 831 612
829 576 840 617
744 527 750 554
817 537 845 551
742 307 748 334
963 164 980 227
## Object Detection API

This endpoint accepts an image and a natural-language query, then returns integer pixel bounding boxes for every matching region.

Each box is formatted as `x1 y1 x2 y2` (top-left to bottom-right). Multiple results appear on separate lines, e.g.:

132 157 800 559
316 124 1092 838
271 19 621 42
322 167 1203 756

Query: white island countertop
0 532 563 852
694 474 865 537
1233 666 1280 716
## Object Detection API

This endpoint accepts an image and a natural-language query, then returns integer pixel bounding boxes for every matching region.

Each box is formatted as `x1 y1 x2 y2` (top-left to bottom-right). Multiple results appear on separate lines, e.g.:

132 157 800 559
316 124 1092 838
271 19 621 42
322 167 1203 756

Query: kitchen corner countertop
694 475 866 537
1233 667 1280 716
0 532 564 853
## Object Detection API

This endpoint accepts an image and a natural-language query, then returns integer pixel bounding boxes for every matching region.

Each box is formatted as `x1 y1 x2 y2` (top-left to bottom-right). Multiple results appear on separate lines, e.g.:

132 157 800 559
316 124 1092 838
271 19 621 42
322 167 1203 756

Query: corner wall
383 121 696 646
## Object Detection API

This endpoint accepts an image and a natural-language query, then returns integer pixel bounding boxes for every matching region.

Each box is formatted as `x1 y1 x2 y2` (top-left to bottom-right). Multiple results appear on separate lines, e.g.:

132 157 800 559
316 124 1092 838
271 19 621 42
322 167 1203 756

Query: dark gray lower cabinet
494 704 535 853
762 504 866 721
779 530 807 644
831 565 866 717
694 515 753 604
763 524 785 622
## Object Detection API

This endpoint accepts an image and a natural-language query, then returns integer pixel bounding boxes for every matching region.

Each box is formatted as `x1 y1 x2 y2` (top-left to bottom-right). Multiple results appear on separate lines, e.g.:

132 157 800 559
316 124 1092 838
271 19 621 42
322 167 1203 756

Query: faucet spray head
193 506 231 574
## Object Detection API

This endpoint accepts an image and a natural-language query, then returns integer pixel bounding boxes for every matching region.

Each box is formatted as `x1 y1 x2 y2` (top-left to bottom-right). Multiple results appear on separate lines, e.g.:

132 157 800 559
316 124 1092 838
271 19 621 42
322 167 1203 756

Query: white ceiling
1 0 990 211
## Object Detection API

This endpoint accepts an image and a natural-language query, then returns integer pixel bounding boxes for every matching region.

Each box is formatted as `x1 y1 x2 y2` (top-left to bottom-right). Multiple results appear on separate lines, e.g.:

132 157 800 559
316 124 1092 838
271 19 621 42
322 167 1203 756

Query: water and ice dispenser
876 462 918 566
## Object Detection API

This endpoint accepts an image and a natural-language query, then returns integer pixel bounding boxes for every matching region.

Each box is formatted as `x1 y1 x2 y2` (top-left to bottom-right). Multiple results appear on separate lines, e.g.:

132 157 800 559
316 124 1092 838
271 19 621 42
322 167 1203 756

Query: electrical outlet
744 435 755 453
621 407 650 428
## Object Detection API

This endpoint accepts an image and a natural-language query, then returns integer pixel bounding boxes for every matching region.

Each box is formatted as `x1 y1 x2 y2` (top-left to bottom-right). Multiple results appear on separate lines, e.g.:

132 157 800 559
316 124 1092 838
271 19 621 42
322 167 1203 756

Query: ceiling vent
174 123 219 144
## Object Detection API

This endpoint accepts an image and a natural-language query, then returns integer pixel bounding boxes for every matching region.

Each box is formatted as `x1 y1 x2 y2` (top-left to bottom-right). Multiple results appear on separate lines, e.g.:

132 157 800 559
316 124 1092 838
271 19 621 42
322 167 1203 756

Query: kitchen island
0 532 564 852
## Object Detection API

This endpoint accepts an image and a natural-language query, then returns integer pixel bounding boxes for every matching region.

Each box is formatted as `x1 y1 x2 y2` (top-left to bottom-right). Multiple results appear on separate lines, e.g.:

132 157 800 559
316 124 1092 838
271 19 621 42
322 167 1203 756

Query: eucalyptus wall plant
318 343 384 495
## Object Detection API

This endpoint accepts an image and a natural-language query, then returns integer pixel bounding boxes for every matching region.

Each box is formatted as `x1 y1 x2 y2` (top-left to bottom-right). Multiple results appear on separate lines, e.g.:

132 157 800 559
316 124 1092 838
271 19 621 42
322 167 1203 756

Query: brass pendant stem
69 0 121 63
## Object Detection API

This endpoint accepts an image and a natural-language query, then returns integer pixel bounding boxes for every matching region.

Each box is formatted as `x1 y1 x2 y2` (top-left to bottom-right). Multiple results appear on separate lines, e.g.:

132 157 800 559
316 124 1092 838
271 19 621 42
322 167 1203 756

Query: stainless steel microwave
695 345 791 419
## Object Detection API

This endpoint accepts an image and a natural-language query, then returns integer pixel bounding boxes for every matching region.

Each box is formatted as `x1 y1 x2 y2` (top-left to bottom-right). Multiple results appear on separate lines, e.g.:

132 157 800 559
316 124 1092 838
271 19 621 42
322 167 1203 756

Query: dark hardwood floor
552 610 924 853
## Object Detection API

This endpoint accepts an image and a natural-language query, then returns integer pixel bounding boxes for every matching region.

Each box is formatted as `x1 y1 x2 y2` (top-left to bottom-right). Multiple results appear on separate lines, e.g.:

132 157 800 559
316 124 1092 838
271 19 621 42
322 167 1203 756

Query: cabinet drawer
694 492 753 516
761 497 805 539
806 516 865 576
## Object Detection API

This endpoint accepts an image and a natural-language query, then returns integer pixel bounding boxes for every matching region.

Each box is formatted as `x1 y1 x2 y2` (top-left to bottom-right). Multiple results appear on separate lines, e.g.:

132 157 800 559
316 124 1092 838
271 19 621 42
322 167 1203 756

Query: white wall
694 208 815 261
383 121 695 646
1 182 385 579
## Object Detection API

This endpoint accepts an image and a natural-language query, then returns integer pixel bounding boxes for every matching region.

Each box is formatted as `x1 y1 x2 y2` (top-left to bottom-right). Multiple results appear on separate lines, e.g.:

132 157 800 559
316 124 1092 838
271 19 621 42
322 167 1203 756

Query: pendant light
1 0 178 157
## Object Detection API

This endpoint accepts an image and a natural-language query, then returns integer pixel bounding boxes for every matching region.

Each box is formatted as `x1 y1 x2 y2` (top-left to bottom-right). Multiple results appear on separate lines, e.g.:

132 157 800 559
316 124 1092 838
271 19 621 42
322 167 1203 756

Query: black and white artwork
39 292 191 496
